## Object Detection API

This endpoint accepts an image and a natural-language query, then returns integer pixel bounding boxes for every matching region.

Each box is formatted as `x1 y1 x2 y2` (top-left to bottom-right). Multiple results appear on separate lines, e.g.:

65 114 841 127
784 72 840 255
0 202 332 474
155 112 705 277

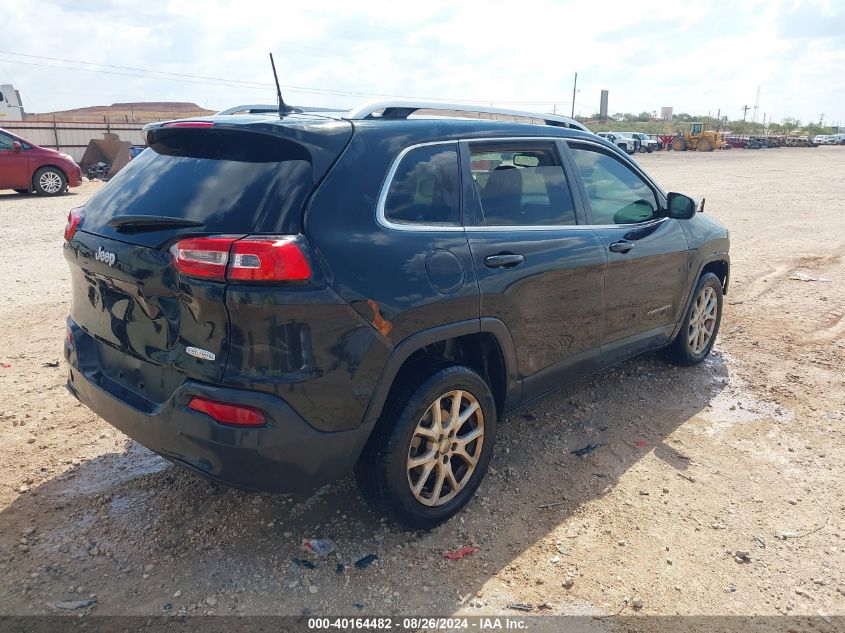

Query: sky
1 0 843 125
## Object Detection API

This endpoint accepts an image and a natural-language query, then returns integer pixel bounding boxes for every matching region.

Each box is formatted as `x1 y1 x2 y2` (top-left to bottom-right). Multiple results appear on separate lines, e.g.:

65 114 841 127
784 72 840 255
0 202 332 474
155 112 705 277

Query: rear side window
470 142 576 226
384 145 460 226
80 128 315 238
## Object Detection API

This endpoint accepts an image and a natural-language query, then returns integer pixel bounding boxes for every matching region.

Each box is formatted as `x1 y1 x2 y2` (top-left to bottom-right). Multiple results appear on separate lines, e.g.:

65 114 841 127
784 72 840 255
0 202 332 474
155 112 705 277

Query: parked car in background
784 136 817 147
725 136 748 149
596 132 639 154
623 132 658 153
63 99 729 529
0 128 82 195
128 145 146 161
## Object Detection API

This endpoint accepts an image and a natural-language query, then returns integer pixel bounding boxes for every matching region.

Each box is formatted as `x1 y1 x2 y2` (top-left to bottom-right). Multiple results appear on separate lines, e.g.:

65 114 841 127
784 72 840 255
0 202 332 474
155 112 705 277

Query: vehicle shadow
0 350 728 616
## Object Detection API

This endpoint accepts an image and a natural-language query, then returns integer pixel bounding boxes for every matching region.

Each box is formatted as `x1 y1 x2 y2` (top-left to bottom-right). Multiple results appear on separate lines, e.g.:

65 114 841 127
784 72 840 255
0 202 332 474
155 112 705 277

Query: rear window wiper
108 216 205 231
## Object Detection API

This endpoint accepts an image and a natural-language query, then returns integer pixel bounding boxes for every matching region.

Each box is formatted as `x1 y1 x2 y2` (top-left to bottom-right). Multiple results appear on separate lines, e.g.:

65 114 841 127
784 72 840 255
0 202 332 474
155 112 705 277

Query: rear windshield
80 128 315 242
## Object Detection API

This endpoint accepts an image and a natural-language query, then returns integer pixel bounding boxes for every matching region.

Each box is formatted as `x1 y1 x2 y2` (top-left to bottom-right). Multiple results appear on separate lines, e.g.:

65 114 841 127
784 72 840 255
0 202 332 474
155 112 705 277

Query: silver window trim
376 136 667 232
376 140 464 232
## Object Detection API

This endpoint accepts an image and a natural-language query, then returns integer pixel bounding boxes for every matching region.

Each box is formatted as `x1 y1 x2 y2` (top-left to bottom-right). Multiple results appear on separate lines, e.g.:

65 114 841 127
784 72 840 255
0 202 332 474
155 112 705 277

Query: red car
0 128 82 195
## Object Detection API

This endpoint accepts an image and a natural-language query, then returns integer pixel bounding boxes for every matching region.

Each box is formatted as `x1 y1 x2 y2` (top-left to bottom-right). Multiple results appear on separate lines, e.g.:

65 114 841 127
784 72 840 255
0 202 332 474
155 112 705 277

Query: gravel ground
0 147 843 619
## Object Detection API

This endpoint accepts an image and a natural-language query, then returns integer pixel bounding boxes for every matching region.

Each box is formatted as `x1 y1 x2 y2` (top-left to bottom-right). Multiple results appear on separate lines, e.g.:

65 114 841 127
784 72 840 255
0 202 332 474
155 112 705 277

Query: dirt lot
0 147 843 620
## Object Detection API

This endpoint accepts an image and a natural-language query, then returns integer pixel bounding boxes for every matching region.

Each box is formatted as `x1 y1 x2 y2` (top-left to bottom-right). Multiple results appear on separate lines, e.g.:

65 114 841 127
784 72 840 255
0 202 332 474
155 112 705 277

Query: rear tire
697 138 713 152
33 167 67 196
665 273 723 366
355 365 497 530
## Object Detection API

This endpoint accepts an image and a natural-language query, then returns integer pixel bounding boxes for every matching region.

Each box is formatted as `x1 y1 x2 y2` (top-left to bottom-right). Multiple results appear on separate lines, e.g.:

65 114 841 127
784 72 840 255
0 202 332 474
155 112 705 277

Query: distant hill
26 102 215 123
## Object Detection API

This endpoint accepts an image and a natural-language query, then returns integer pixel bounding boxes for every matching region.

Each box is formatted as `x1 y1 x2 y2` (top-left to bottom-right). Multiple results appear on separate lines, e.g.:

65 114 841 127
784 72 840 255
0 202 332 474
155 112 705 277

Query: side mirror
667 192 696 219
12 140 22 152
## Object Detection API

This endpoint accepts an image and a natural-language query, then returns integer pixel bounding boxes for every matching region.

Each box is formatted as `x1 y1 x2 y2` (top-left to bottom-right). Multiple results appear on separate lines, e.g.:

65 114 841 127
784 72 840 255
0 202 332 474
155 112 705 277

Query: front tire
33 167 67 196
355 365 497 530
665 273 723 366
697 138 714 152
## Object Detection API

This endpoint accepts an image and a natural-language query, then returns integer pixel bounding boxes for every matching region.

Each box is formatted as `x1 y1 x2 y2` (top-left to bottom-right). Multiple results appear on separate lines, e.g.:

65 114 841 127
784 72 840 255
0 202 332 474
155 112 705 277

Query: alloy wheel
688 286 718 354
39 171 63 194
406 390 484 507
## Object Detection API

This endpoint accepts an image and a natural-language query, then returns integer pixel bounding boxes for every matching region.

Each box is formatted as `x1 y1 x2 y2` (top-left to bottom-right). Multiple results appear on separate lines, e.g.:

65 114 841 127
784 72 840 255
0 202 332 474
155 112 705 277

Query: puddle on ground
698 351 794 434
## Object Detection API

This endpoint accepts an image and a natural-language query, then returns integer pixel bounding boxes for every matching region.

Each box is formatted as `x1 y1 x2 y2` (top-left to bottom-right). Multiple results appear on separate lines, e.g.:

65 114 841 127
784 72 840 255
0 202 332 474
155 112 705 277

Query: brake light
170 236 312 282
169 237 233 279
229 237 311 281
188 396 266 426
162 121 214 128
64 208 82 241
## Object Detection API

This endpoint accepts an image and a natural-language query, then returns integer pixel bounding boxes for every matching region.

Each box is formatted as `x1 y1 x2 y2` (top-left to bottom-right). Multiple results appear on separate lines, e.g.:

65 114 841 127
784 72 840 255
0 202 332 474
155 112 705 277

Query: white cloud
1 0 842 124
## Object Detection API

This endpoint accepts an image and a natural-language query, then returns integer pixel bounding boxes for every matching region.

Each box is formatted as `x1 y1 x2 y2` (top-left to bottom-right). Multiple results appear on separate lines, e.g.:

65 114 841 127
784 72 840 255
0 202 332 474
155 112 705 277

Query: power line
0 61 43 113
0 50 273 87
0 50 581 108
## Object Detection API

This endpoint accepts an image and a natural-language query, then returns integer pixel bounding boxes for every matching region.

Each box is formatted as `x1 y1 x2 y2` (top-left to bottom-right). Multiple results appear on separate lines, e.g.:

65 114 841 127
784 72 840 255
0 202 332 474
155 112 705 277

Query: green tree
804 122 834 136
781 117 800 135
726 119 752 134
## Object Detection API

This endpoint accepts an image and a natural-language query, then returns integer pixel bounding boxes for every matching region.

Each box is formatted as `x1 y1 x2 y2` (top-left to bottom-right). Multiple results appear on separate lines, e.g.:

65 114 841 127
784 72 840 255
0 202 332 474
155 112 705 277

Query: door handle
608 240 635 254
484 253 525 268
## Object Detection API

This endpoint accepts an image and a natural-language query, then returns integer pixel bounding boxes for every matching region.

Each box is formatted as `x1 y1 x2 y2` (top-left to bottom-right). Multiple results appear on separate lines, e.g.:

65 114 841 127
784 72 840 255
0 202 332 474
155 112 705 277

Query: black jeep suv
63 101 729 529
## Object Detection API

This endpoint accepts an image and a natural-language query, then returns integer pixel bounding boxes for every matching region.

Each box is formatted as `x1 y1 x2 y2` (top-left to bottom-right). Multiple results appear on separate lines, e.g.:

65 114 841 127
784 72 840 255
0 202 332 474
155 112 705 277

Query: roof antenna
269 52 291 116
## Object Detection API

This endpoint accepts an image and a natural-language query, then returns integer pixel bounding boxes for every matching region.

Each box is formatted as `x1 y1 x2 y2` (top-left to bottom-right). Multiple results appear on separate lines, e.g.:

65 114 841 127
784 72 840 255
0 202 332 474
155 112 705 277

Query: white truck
627 132 659 153
0 85 25 121
596 131 639 154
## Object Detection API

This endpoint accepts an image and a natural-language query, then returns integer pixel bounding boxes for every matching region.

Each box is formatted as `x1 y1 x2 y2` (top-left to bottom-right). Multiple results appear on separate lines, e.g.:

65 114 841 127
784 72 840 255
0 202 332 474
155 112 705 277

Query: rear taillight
229 237 311 281
188 396 266 426
169 237 233 279
64 208 82 241
170 236 312 282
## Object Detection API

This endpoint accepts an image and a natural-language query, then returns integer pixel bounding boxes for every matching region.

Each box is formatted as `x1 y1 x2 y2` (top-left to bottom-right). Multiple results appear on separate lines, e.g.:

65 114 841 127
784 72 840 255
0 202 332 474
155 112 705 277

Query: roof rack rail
345 100 591 132
216 104 346 116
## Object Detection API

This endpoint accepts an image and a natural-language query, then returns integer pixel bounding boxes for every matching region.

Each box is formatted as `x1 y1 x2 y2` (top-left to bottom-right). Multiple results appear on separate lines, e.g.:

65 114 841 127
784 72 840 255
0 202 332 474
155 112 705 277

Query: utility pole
716 108 720 131
819 113 825 126
742 105 750 122
752 86 760 124
571 72 577 118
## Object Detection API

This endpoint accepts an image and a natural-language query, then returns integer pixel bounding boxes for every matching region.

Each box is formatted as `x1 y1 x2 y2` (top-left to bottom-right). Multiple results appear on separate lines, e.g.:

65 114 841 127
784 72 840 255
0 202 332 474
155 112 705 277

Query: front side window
0 132 14 151
568 145 659 224
384 144 460 226
469 142 576 226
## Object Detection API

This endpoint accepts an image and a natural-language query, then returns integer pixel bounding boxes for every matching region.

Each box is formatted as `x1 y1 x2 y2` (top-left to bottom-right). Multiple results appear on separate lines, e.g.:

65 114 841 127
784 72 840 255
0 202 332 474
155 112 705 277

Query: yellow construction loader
670 123 724 152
